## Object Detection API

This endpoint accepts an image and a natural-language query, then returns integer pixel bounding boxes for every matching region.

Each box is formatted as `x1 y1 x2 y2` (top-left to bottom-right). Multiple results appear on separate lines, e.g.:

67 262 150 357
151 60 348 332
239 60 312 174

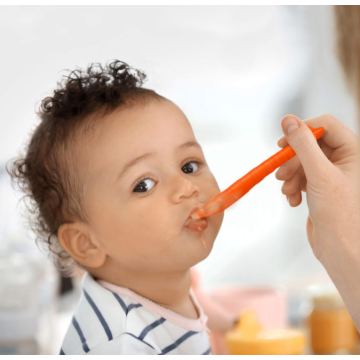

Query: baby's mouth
184 205 208 232
184 218 208 232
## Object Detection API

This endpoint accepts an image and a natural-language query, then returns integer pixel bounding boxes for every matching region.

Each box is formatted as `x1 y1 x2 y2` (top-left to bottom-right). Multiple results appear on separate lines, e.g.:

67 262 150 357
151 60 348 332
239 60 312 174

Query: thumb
281 115 329 177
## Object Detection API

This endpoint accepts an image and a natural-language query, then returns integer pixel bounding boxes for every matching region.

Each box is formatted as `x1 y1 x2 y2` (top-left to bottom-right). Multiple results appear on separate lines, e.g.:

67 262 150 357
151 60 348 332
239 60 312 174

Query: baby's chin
174 221 217 266
158 212 222 269
183 212 222 253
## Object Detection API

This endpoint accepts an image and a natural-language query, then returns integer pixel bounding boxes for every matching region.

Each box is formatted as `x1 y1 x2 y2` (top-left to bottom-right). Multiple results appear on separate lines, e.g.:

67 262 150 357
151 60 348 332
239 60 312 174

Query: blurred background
0 5 358 355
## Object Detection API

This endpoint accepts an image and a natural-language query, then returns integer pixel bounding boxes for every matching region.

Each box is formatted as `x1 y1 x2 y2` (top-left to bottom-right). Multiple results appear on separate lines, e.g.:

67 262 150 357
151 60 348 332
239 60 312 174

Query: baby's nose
170 175 200 203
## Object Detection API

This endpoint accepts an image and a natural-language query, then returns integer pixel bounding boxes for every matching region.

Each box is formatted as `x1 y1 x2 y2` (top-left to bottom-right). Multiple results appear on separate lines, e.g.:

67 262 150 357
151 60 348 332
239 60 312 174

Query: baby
8 60 225 355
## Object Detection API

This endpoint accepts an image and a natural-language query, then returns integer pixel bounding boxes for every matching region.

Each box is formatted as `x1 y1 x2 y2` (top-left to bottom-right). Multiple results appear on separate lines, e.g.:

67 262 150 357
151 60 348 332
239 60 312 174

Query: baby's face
82 99 223 273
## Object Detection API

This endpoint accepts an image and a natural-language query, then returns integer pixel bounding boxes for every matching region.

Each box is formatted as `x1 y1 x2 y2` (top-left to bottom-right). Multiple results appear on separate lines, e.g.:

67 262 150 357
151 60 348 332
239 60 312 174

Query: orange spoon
191 126 325 219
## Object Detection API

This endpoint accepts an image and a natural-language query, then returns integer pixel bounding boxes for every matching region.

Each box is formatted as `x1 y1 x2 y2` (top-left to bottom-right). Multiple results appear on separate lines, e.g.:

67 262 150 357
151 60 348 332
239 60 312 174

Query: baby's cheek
202 172 221 197
203 174 224 233
213 211 224 233
136 206 175 245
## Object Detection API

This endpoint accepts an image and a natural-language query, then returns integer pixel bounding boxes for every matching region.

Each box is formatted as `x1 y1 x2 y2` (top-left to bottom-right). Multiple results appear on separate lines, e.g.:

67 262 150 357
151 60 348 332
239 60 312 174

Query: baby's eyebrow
116 152 153 182
116 141 201 182
177 141 201 150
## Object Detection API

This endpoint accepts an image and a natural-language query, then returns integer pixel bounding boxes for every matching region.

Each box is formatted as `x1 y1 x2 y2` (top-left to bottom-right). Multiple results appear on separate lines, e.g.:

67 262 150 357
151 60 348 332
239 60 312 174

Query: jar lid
226 311 305 355
308 284 344 309
313 292 344 308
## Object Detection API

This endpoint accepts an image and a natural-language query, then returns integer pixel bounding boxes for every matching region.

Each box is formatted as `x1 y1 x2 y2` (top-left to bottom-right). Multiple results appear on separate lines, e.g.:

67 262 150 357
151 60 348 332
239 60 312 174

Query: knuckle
321 113 341 128
281 180 291 194
323 113 336 122
276 165 295 180
315 113 336 125
323 113 335 121
275 170 286 180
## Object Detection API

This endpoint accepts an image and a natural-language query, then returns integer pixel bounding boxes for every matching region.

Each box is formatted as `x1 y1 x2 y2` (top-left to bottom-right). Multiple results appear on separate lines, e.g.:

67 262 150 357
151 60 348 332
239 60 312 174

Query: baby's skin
58 98 224 319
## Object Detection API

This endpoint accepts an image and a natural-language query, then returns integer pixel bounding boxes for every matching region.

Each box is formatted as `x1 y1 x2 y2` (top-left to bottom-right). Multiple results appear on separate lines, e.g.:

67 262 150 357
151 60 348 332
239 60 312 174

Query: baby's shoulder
60 277 161 355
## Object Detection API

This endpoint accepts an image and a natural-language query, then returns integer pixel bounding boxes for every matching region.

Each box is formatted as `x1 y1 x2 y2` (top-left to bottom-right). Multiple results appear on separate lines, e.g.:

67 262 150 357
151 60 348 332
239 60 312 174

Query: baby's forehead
75 99 196 175
89 100 192 144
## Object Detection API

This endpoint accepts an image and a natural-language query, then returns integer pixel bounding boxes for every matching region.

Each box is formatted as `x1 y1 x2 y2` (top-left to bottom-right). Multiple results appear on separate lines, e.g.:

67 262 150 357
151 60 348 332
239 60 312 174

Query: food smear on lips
184 218 208 232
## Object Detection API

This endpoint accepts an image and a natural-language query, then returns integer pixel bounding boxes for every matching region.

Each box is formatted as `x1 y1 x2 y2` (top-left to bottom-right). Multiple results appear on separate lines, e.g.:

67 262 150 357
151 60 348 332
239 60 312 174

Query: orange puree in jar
225 311 306 355
309 292 358 355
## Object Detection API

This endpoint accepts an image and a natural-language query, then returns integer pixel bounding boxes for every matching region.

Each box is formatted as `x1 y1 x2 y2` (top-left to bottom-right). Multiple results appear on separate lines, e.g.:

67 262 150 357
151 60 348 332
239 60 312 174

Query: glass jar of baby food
308 288 358 355
225 311 306 355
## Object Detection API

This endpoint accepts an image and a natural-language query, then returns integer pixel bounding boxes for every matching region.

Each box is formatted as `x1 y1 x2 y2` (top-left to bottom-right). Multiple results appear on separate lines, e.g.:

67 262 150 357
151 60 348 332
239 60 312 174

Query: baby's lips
184 217 208 232
190 209 204 220
189 203 205 220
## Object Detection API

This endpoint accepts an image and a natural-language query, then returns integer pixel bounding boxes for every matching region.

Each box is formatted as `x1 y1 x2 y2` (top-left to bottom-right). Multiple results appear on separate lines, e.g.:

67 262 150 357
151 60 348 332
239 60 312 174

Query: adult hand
275 114 360 328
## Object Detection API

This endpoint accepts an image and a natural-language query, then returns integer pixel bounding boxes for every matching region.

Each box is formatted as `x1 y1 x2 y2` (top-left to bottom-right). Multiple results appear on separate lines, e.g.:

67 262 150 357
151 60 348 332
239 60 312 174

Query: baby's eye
182 162 199 174
133 178 155 193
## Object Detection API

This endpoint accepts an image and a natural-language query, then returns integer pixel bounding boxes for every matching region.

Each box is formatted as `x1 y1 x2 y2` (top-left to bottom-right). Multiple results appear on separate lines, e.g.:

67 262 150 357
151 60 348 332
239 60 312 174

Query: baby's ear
58 223 106 269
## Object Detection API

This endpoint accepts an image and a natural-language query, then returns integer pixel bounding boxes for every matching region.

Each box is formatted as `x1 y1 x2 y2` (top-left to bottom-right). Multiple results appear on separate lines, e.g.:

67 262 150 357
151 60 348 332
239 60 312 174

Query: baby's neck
91 267 198 319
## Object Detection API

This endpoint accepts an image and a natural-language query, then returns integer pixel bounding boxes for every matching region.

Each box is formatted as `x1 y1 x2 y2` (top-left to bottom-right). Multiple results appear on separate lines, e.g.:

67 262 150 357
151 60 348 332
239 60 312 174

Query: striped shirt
60 272 211 355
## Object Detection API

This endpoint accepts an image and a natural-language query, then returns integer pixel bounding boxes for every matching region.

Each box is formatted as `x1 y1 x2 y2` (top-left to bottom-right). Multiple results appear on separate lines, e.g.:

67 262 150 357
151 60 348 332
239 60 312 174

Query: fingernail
283 116 299 135
277 135 285 142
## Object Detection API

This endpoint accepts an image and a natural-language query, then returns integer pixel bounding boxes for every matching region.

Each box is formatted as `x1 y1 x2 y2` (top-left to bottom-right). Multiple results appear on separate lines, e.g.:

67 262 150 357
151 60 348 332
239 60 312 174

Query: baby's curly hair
7 60 164 276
